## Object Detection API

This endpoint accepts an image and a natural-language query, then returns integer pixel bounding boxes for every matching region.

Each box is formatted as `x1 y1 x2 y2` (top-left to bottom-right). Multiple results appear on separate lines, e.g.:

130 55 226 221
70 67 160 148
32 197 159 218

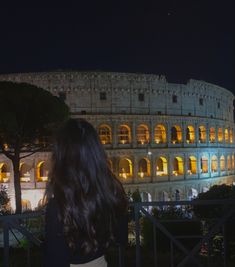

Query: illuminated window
137 124 149 144
198 126 206 143
227 155 231 170
200 157 208 173
20 163 31 182
218 128 223 143
98 124 112 144
211 155 218 172
186 126 195 143
220 155 225 171
171 126 182 143
173 157 184 175
154 124 166 143
156 157 168 176
21 199 31 212
0 163 10 183
188 156 197 174
224 129 229 143
119 158 133 178
118 125 131 144
37 161 50 182
229 129 233 143
232 154 235 169
209 127 216 143
138 158 150 177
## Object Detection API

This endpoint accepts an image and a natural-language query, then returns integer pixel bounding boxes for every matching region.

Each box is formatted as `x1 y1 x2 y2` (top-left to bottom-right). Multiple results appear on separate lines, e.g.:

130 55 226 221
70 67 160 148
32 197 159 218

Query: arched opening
232 154 235 169
188 188 198 200
186 126 195 143
173 157 184 175
200 156 208 173
224 129 229 143
220 155 225 171
118 125 131 144
37 161 50 182
209 127 216 143
138 158 150 177
162 191 169 201
188 156 197 174
154 124 166 143
98 124 112 144
171 125 182 144
0 163 10 182
20 163 31 182
229 129 233 144
119 158 133 178
140 191 152 202
211 155 218 173
227 155 231 171
137 124 149 144
218 127 223 143
156 157 168 176
174 189 181 201
21 199 31 211
198 126 206 143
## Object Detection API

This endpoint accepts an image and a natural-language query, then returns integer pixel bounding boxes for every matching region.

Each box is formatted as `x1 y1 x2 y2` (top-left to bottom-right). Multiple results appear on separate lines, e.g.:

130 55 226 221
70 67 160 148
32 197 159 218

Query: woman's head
48 118 127 254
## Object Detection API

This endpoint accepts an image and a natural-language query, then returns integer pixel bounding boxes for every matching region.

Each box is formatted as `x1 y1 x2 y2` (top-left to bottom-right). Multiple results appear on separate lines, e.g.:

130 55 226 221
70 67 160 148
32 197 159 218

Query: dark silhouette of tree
0 81 69 213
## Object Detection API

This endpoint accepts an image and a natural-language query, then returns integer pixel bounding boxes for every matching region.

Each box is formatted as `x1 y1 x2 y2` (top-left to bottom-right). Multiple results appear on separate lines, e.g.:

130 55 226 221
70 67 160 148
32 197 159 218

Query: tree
0 81 69 213
0 185 10 214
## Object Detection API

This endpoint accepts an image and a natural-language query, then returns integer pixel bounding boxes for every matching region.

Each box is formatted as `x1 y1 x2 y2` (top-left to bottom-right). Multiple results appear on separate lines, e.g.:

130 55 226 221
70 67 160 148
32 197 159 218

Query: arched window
137 124 149 144
138 158 150 177
211 155 218 173
188 188 198 200
224 129 229 143
37 161 50 182
171 125 182 144
232 154 235 169
118 125 131 144
156 157 168 176
119 158 133 178
20 163 31 182
199 126 206 143
227 155 231 171
0 163 10 182
98 124 112 144
154 124 166 143
209 127 216 143
173 157 184 175
230 129 233 143
220 155 225 171
200 157 208 173
218 127 223 143
186 126 195 143
188 156 197 174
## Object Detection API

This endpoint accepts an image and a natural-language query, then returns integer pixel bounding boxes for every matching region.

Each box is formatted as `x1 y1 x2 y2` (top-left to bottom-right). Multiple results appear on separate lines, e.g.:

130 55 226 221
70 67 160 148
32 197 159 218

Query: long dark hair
46 118 127 254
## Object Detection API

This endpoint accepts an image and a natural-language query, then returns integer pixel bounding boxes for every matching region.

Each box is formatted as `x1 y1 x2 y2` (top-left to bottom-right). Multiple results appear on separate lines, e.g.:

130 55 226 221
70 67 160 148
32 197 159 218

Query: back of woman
43 118 128 267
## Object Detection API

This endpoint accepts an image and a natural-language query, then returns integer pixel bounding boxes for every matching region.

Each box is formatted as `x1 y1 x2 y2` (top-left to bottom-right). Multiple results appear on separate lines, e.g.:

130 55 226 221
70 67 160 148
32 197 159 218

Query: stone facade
0 71 234 209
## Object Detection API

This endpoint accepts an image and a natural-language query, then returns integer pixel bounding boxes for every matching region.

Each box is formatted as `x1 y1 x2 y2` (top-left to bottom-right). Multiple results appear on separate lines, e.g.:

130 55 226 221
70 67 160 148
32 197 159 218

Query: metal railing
1 199 235 267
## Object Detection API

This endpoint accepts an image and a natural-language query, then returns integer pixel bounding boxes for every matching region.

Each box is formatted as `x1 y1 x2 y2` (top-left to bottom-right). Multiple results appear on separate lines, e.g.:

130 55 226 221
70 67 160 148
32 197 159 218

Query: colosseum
0 71 235 210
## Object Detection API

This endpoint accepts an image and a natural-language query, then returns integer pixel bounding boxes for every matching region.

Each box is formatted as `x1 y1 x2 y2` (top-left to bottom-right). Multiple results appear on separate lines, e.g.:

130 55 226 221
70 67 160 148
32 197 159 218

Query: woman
43 118 128 267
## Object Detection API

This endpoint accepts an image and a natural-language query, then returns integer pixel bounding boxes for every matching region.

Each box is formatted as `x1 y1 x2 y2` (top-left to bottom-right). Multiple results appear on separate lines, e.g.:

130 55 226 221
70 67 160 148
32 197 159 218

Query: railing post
3 221 10 267
134 202 141 267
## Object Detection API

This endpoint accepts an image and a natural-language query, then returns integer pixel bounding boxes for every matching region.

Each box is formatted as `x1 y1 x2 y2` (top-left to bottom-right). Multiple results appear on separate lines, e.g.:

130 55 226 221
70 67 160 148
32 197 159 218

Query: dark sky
0 1 234 93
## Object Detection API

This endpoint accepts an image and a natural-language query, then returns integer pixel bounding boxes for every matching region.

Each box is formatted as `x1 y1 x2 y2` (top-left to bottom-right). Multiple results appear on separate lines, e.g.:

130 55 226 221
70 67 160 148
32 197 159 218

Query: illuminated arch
173 157 184 175
224 128 229 143
229 129 233 143
186 126 195 143
140 191 152 202
218 127 223 143
188 156 197 174
227 155 231 171
156 157 168 176
198 125 206 143
220 155 225 171
154 124 166 143
211 155 218 173
138 158 150 177
21 199 31 211
37 161 50 182
0 163 10 182
119 158 133 178
20 162 31 182
232 154 235 169
171 125 182 144
98 124 112 144
188 188 198 200
200 156 208 173
137 124 150 144
209 127 216 143
118 125 131 144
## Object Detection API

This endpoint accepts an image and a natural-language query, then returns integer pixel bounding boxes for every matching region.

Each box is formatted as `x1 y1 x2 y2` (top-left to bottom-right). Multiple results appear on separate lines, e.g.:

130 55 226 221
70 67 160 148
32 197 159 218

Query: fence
1 200 235 267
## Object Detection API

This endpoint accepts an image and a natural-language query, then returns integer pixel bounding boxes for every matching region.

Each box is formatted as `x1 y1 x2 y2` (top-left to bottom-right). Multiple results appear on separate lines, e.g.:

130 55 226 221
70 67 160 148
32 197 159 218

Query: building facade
0 71 235 209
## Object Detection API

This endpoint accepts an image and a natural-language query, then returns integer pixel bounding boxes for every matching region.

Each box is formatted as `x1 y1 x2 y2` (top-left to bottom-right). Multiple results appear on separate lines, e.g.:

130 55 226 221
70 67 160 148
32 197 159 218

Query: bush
0 185 10 214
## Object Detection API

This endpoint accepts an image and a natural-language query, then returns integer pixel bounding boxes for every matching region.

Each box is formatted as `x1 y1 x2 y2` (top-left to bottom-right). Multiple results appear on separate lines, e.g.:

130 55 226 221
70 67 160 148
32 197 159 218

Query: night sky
0 1 234 93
